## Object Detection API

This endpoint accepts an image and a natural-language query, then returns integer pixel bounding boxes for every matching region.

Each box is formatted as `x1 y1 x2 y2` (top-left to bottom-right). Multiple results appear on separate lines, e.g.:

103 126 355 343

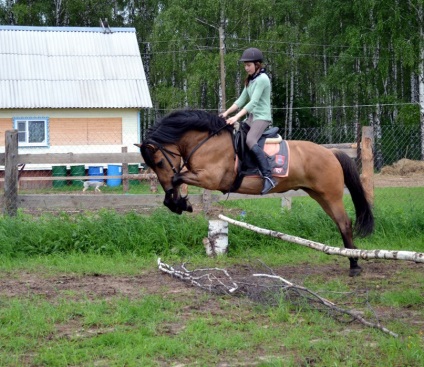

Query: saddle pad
241 140 290 178
267 140 290 177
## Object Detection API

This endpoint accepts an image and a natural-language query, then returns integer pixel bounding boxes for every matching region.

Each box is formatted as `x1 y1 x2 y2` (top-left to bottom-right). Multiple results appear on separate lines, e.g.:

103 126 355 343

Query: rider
220 47 277 195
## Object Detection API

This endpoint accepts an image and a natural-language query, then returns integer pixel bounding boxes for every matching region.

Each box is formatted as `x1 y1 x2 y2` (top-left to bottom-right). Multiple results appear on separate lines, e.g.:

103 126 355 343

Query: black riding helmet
239 47 263 62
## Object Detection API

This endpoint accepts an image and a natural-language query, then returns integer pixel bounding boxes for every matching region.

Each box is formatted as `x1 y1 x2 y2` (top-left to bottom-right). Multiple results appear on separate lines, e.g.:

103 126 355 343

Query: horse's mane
143 109 232 145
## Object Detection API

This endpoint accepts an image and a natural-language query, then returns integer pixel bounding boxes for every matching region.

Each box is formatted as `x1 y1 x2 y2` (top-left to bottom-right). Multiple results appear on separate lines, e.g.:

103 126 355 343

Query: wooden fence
0 128 373 215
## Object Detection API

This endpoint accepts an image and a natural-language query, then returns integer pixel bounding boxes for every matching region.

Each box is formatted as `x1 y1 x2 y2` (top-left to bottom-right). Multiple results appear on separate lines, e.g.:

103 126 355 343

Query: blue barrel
88 166 104 182
107 165 122 187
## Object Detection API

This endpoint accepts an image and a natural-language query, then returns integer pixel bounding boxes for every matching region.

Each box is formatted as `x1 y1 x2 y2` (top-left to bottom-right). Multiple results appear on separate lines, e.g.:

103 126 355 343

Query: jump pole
217 215 424 263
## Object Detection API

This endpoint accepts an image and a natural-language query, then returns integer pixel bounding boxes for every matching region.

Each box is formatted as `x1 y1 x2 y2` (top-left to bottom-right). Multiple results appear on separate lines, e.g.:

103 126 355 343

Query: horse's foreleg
173 169 230 191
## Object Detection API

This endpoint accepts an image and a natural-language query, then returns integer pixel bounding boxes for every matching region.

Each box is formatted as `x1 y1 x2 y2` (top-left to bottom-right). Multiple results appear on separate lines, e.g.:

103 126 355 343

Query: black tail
333 150 374 237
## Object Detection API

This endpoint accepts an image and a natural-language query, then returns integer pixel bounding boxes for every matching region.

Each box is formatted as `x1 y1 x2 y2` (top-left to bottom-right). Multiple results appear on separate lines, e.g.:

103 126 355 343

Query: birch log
218 215 424 263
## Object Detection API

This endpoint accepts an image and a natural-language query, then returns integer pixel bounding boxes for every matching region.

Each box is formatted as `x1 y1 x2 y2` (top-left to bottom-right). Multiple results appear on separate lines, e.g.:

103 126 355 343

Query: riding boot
251 144 277 195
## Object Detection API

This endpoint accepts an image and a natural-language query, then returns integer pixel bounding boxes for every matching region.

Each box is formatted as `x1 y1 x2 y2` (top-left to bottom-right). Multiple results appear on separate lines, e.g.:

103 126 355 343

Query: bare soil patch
0 260 420 300
1 260 422 333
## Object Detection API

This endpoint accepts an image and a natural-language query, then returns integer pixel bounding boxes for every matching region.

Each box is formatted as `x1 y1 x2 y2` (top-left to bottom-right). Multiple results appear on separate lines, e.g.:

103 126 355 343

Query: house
0 25 152 187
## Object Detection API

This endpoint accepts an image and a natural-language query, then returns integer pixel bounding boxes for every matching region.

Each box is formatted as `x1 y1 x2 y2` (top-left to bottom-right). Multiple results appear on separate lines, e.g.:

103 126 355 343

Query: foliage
1 0 423 134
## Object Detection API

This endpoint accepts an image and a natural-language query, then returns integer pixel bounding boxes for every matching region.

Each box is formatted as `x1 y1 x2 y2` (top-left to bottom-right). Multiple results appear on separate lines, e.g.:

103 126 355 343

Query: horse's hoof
349 267 362 277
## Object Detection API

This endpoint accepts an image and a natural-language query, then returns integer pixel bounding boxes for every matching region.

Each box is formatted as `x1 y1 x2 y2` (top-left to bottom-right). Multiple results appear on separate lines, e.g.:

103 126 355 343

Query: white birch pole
218 215 424 263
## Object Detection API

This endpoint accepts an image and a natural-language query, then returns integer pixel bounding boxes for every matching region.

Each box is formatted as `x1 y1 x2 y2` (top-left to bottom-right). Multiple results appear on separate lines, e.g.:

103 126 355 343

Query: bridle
147 123 230 176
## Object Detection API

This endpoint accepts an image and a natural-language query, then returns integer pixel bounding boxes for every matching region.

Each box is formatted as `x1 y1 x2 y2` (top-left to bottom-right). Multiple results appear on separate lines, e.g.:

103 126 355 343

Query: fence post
202 189 212 213
4 130 19 216
122 146 129 193
361 126 374 205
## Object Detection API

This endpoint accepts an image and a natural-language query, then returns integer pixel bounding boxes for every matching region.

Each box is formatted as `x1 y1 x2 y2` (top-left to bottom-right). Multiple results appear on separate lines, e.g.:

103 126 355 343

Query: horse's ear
144 144 157 152
134 143 142 148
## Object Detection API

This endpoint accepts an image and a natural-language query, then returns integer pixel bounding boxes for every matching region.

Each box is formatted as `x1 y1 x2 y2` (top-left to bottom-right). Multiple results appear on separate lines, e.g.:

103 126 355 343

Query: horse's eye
156 159 164 168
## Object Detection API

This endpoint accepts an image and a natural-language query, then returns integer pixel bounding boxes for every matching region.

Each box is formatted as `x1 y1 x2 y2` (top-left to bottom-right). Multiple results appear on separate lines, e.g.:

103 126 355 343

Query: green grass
0 187 423 366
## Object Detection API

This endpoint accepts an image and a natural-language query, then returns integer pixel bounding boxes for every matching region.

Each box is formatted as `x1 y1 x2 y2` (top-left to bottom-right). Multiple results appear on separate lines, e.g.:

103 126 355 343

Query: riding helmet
239 47 264 62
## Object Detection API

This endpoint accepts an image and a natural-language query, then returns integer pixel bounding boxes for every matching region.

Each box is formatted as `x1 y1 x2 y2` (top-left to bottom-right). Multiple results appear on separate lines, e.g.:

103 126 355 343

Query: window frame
13 117 49 147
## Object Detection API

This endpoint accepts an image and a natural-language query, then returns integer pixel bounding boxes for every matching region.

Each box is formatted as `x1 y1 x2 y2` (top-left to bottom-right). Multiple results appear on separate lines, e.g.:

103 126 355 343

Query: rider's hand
219 111 228 119
226 116 238 125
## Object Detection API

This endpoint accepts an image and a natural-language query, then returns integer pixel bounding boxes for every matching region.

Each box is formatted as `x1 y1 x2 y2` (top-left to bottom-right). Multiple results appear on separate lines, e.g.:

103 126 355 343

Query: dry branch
157 258 398 337
218 215 424 263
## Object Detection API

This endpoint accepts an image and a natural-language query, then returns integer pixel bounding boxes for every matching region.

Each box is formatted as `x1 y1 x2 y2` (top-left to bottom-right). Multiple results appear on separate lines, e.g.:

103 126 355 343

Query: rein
150 123 230 175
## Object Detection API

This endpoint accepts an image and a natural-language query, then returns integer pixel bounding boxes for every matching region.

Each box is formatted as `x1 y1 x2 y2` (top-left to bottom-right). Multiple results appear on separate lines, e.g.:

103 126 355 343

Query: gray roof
0 26 152 109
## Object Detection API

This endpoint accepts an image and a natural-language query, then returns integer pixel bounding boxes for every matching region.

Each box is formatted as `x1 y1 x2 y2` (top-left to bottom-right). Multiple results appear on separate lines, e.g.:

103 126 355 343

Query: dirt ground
0 260 421 302
0 260 423 339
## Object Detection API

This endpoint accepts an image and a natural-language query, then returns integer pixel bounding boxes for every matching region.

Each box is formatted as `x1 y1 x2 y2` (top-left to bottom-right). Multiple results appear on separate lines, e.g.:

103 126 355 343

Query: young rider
220 47 277 195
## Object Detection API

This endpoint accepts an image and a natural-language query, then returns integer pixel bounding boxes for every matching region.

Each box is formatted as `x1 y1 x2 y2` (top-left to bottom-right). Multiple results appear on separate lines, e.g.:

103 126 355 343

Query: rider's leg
246 120 277 195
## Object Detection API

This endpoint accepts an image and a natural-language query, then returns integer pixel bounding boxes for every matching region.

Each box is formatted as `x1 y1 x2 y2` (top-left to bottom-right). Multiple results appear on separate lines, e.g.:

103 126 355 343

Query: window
14 118 49 147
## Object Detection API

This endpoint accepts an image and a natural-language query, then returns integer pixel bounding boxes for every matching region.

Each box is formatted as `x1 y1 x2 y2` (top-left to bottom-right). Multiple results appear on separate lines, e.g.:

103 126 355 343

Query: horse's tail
333 150 374 237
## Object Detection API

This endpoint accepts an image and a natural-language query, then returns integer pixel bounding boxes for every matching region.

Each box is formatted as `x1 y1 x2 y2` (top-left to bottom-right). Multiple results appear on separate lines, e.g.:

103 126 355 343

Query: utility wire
273 102 420 110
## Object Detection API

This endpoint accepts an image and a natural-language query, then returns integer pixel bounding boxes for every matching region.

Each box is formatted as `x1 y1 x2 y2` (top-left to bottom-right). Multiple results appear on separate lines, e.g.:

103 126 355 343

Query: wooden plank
14 152 143 165
322 144 357 158
0 189 351 211
0 194 205 210
0 173 156 182
0 146 356 166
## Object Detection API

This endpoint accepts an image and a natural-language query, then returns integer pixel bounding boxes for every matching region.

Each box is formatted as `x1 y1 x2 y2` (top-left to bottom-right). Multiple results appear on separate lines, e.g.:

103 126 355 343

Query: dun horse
138 109 374 276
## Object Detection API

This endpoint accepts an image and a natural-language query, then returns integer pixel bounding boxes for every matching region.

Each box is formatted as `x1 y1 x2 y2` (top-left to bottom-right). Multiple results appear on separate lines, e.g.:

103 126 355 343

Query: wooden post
4 130 19 216
122 146 129 193
361 126 374 205
202 189 212 214
218 24 226 112
281 196 292 210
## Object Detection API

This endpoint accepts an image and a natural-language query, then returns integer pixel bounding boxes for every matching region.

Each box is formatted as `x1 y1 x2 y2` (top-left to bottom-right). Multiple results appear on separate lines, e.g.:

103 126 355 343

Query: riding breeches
246 119 271 149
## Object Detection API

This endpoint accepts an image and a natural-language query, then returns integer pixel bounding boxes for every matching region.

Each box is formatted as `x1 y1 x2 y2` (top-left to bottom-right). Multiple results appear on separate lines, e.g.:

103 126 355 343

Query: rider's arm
220 103 239 119
226 107 248 125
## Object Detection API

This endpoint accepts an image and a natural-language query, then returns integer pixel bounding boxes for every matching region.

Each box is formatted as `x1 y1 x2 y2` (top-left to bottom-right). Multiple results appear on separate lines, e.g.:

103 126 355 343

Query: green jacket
234 73 272 122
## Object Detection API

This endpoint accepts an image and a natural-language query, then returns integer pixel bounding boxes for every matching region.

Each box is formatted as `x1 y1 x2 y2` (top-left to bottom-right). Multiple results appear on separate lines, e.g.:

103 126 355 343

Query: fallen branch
253 273 398 337
157 258 238 293
218 214 424 263
157 258 398 337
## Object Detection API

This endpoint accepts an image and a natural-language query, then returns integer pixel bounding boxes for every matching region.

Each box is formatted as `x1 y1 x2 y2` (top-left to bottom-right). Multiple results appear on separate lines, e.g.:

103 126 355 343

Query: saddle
230 122 290 192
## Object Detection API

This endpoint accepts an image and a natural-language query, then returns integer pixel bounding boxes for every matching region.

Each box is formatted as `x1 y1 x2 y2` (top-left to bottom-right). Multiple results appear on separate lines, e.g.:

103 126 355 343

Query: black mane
143 109 232 145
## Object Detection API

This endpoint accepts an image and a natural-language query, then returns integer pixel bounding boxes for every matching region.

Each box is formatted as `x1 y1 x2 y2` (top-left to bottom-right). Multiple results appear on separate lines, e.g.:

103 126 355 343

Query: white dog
82 181 107 193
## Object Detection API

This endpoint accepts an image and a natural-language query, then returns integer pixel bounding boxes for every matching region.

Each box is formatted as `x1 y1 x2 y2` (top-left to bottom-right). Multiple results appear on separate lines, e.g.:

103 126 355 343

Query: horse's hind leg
305 189 362 277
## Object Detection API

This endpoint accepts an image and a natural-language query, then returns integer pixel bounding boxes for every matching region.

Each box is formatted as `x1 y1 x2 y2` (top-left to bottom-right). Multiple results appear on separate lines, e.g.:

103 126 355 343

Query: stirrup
261 176 276 195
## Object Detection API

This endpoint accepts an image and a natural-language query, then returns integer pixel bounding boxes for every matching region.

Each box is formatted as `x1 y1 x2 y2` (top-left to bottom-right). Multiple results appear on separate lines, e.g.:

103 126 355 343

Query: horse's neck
180 130 237 191
180 130 234 158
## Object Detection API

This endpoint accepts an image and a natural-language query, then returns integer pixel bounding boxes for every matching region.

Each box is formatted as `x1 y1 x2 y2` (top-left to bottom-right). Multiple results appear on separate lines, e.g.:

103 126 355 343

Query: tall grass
0 187 423 261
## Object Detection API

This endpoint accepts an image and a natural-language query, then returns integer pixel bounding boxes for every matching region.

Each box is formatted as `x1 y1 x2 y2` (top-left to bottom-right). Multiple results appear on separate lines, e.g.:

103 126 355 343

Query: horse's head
135 142 193 215
136 110 231 214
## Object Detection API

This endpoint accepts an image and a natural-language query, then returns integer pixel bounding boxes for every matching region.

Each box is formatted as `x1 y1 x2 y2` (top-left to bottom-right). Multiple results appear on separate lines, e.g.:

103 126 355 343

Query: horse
137 109 374 277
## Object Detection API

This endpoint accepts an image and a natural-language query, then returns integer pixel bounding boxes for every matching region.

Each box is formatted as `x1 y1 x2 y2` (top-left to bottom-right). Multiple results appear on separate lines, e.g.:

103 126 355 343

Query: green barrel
52 165 67 188
70 165 85 187
128 164 140 185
